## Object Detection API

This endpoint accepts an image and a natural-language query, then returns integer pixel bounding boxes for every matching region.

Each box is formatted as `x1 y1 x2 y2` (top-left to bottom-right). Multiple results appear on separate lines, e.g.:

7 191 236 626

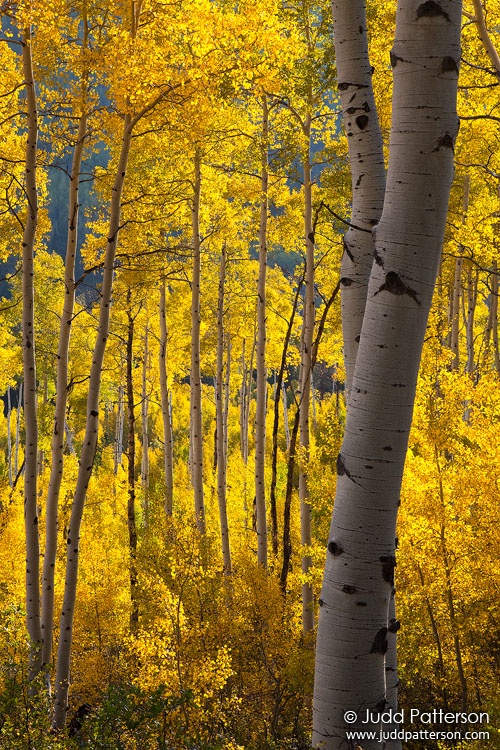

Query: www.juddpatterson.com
343 709 490 744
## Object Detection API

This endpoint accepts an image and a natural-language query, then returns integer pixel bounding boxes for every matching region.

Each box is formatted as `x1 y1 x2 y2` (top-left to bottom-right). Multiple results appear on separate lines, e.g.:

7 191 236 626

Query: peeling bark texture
255 95 269 569
159 281 174 515
190 148 205 534
216 245 232 574
53 113 134 730
313 1 462 747
21 26 42 681
332 0 386 399
42 108 87 672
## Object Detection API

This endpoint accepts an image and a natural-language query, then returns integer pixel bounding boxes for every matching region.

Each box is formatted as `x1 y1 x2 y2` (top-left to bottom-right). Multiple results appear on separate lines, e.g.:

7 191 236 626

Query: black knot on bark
377 271 421 305
441 56 459 74
90 409 98 417
356 114 369 130
342 584 357 594
340 277 353 286
388 618 401 633
370 627 388 654
433 133 455 152
390 50 405 68
416 1 450 21
380 555 397 585
328 540 344 556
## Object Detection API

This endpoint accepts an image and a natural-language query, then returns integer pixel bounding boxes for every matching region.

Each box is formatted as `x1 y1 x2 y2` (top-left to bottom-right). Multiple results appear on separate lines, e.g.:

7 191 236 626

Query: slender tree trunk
282 381 290 450
41 108 87 672
190 148 205 534
159 281 174 515
417 562 448 709
270 276 303 558
449 257 462 370
298 115 315 633
114 384 125 473
141 325 150 521
492 263 500 372
280 406 300 594
332 0 385 400
7 386 12 488
255 95 269 568
15 381 22 478
313 1 461 746
53 113 134 730
216 245 231 573
464 264 478 376
126 297 139 631
21 26 42 681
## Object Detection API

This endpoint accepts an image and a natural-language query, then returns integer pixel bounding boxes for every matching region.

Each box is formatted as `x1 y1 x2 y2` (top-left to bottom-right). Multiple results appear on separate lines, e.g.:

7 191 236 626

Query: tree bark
298 114 315 633
159 280 174 515
53 112 134 729
313 1 462 746
126 294 139 631
255 95 269 569
141 324 150 521
41 108 87 672
216 244 231 573
190 148 205 534
332 0 386 400
21 26 42 681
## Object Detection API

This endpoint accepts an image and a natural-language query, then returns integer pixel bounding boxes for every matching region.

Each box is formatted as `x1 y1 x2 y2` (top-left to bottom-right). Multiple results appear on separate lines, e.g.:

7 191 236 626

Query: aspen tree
159 280 174 515
255 95 269 568
20 23 42 680
313 1 462 747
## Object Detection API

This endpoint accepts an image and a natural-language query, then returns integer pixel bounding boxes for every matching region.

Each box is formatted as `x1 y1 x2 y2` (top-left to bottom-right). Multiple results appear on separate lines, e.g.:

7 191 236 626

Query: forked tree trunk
216 244 231 573
255 95 269 568
159 281 174 515
190 148 205 534
41 108 87 672
313 2 462 747
53 113 134 729
21 26 42 681
332 0 385 399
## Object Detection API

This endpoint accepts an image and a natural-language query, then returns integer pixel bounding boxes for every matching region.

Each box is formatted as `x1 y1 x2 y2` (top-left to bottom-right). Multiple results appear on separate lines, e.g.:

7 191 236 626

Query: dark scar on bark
370 627 388 654
376 271 421 305
337 452 364 488
338 82 369 91
390 50 406 67
388 618 401 633
342 584 357 594
380 555 397 585
346 102 371 115
343 236 355 262
375 698 388 711
340 277 353 286
416 1 450 21
374 248 384 267
355 334 361 342
327 540 344 556
433 133 454 152
356 114 369 130
441 56 459 74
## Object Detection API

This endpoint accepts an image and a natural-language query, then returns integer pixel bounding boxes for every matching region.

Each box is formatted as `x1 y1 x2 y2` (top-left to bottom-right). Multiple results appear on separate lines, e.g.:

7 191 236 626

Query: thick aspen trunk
255 96 269 569
216 245 231 573
190 149 205 534
21 27 42 681
159 281 174 516
53 114 134 729
313 2 461 747
41 110 87 672
332 0 385 399
299 116 315 633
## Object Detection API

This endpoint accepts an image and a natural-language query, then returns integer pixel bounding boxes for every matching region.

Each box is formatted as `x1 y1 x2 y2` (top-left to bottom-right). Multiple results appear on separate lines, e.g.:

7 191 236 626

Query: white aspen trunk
492 263 500 372
255 95 269 569
299 115 314 633
224 333 231 459
313 2 462 747
332 0 385 399
239 339 247 461
450 256 462 370
190 149 205 534
115 384 125 474
41 108 87 672
15 381 22 478
21 26 42 680
465 264 478 376
53 113 134 729
216 245 231 574
141 326 150 498
126 297 139 631
159 281 174 516
7 387 12 488
64 421 76 456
